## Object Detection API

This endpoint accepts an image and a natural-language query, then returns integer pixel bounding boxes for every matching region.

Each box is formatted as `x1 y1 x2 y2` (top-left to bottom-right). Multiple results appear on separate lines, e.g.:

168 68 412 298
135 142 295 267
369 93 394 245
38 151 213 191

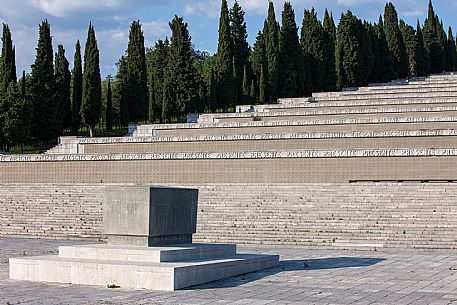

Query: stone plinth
103 186 198 246
9 185 279 291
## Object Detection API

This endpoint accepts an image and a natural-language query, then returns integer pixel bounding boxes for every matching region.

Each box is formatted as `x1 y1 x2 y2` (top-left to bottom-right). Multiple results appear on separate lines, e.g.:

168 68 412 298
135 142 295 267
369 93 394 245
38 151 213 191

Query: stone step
9 252 279 291
58 243 237 263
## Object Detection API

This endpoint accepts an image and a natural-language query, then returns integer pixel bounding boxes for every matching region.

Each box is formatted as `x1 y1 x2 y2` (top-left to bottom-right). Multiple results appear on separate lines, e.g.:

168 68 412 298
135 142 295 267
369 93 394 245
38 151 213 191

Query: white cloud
184 0 220 18
28 0 124 17
336 0 370 5
142 20 171 45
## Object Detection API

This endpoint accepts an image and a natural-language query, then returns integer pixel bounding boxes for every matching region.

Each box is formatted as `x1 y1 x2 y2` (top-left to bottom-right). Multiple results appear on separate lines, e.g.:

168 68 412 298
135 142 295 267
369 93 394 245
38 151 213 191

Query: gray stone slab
9 252 279 291
103 186 198 246
58 243 237 262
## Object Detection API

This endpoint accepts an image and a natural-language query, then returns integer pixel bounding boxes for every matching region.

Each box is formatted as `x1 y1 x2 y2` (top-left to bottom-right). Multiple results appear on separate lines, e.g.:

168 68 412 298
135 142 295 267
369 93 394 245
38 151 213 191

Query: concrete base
9 244 279 291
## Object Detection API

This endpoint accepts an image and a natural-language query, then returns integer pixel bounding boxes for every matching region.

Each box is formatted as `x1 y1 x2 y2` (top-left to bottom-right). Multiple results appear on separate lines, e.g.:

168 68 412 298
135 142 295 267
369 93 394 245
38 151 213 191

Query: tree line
0 0 455 151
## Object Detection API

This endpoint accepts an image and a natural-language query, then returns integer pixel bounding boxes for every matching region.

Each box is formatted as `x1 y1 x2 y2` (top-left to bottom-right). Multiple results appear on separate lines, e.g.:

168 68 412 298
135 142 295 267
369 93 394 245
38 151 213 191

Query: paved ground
2 238 457 305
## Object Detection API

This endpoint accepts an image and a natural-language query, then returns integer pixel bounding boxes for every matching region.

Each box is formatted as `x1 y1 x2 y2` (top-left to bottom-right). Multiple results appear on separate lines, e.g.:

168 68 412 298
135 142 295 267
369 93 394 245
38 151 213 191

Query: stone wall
2 155 457 184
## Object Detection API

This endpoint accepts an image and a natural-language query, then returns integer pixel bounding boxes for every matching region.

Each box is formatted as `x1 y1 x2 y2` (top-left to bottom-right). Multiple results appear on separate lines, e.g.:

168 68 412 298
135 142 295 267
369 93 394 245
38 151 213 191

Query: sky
1 0 457 78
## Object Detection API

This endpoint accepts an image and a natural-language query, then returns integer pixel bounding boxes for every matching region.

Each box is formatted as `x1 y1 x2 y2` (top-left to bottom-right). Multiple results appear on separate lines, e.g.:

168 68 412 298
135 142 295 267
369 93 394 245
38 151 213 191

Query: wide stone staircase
2 183 457 250
193 183 457 250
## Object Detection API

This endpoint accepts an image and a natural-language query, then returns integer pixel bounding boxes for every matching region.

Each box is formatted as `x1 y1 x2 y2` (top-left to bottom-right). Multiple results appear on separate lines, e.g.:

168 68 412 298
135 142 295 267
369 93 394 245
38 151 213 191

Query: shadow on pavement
188 256 385 290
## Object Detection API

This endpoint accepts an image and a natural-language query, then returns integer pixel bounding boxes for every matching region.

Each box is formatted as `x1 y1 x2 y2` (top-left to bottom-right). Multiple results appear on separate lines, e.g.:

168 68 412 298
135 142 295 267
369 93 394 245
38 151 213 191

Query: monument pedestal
10 243 278 291
9 186 279 290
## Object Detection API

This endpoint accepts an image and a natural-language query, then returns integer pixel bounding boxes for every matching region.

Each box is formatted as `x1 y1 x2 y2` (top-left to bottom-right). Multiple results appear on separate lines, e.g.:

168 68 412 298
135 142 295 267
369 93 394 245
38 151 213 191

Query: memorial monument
9 186 279 290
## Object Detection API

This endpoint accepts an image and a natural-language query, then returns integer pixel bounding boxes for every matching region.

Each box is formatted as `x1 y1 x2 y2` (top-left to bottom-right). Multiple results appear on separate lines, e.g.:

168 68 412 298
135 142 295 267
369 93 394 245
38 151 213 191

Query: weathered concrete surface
4 237 457 304
103 186 198 246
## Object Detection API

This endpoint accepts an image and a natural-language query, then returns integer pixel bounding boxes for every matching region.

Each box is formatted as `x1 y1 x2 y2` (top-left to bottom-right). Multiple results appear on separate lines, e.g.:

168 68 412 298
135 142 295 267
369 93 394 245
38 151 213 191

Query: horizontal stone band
141 115 457 131
3 148 457 162
205 105 457 119
76 129 457 145
272 98 457 109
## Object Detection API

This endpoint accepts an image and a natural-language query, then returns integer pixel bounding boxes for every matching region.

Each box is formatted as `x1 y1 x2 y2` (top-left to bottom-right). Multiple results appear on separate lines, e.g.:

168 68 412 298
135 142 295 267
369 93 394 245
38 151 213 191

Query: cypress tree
81 23 101 138
259 65 266 104
278 2 304 98
230 1 249 104
373 16 395 82
415 21 429 76
322 10 337 91
384 3 408 78
3 82 30 151
126 21 148 123
1 24 16 94
241 65 250 104
445 27 456 71
146 39 169 123
116 56 129 127
250 30 266 99
161 68 173 123
399 20 418 76
249 79 256 103
0 23 16 149
166 16 199 119
30 20 56 149
208 67 217 112
336 11 373 88
55 45 71 133
216 0 234 110
301 8 325 92
71 40 82 134
21 70 26 99
423 0 446 73
264 1 280 102
106 78 113 131
438 20 447 70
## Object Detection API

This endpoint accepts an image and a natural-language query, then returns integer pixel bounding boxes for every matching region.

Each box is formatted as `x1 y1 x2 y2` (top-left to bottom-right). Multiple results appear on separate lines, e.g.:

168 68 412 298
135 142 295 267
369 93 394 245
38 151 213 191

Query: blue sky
1 0 456 78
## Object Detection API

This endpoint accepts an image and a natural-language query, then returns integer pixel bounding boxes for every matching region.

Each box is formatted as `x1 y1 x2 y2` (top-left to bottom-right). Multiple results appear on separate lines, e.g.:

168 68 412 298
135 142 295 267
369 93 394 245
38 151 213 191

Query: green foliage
278 2 304 98
423 0 446 73
55 45 71 133
399 20 418 76
445 27 456 71
241 65 250 104
146 39 169 123
216 0 234 110
336 11 373 88
250 30 265 99
114 56 128 127
230 1 249 104
105 78 113 131
384 3 408 78
30 20 57 146
259 65 266 104
126 21 148 123
81 23 101 137
208 67 217 112
165 16 199 120
301 8 324 92
0 23 17 148
371 16 395 83
322 10 337 91
1 24 16 93
264 1 280 102
3 82 31 147
415 21 430 76
71 40 82 134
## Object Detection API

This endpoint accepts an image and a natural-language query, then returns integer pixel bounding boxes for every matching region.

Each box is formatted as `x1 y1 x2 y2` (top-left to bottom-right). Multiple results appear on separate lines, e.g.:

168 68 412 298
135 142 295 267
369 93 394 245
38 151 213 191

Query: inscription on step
274 98 457 109
2 148 457 162
211 106 457 119
73 129 457 145
143 115 457 130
